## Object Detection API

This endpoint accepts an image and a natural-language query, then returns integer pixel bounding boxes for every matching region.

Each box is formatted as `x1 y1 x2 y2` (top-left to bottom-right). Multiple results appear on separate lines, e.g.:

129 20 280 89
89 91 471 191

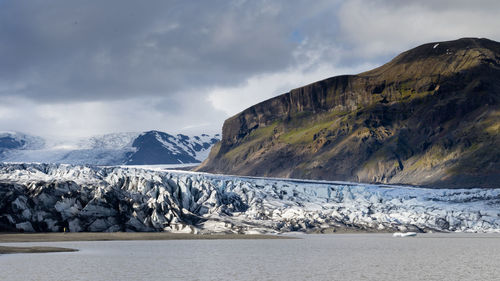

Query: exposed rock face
198 38 500 188
1 164 500 233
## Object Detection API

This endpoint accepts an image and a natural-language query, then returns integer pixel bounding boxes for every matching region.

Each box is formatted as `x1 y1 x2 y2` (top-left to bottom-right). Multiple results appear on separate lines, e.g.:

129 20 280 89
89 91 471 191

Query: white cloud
337 0 500 58
207 62 374 116
0 97 226 139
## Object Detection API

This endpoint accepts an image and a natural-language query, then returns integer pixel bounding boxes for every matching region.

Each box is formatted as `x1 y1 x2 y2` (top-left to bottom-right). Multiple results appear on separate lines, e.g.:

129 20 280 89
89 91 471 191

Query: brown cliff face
198 38 500 188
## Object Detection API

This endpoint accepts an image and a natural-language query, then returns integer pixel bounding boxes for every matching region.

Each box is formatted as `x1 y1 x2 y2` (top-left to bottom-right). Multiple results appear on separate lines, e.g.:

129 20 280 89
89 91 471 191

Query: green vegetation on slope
200 38 500 188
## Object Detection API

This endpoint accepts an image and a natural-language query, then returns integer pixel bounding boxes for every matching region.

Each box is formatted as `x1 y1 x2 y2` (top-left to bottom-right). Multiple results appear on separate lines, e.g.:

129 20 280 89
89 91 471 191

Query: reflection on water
1 233 500 281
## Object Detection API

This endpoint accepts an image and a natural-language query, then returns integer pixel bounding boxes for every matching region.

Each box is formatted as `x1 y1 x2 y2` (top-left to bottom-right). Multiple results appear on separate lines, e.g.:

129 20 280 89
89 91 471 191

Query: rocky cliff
198 38 500 188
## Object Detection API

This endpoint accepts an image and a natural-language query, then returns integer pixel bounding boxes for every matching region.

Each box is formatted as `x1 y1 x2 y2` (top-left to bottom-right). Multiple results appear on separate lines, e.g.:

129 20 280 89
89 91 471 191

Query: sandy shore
0 232 288 243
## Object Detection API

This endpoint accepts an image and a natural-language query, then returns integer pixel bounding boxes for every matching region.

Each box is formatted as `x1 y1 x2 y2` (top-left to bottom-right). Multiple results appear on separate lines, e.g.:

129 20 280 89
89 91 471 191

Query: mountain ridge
198 38 500 188
0 131 220 166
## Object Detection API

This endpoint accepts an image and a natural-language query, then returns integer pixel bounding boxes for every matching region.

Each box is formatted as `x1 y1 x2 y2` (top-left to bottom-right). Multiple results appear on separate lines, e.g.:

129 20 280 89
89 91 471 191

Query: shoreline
0 232 290 243
0 246 78 254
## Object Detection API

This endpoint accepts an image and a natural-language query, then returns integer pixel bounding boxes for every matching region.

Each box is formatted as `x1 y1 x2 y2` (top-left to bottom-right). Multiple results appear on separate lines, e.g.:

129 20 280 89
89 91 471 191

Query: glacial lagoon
1 233 500 281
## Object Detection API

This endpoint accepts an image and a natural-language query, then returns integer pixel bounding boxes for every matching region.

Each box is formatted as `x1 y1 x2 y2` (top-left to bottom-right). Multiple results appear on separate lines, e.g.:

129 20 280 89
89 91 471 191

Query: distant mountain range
0 131 220 165
198 38 500 188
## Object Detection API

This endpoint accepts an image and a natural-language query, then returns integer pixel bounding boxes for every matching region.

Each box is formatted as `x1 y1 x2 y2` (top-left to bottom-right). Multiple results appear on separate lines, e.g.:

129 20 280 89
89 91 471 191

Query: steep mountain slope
1 131 220 165
198 38 500 188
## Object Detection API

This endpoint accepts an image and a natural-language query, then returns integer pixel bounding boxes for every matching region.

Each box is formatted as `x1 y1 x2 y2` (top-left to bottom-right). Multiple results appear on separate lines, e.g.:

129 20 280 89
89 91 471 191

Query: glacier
0 163 499 234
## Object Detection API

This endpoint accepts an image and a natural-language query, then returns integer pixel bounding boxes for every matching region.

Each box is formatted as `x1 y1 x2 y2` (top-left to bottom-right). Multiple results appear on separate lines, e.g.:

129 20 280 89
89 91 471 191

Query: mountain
0 132 45 158
198 38 500 188
1 164 499 233
126 131 219 164
0 131 220 165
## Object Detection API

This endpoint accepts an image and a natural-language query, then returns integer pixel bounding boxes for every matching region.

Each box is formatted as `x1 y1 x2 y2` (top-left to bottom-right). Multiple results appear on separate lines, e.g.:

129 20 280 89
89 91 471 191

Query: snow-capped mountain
0 132 45 156
126 131 219 165
1 163 499 233
0 131 220 165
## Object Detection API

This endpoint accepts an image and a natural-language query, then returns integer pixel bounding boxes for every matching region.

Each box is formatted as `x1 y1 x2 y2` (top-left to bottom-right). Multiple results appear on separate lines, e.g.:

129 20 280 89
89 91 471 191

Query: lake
1 233 499 280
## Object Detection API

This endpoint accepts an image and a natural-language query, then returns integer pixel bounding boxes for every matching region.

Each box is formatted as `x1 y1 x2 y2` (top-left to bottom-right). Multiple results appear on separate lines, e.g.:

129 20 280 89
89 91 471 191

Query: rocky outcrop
198 38 500 188
1 164 500 233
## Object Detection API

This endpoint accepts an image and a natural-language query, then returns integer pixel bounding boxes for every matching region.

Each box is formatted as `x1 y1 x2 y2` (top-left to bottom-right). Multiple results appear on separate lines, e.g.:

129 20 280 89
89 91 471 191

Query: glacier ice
0 163 499 234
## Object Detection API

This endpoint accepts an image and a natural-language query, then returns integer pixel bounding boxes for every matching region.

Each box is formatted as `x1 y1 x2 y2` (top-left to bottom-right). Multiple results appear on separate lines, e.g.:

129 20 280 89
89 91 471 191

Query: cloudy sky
1 0 499 139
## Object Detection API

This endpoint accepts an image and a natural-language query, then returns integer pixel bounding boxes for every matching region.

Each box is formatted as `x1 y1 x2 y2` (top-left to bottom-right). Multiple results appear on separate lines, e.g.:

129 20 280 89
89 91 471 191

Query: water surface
1 233 499 281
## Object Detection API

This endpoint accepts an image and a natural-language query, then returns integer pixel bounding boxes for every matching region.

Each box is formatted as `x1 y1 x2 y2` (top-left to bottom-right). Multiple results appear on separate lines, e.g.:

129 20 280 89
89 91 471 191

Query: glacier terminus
1 163 499 234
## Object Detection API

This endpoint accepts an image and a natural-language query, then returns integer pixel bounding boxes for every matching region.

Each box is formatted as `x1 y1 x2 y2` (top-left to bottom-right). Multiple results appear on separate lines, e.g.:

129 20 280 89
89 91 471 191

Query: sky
1 0 499 139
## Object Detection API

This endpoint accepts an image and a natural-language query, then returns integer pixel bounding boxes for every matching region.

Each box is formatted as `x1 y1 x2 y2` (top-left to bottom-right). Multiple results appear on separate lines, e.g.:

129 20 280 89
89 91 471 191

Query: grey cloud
0 0 337 103
2 0 498 102
376 0 500 10
335 0 500 64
